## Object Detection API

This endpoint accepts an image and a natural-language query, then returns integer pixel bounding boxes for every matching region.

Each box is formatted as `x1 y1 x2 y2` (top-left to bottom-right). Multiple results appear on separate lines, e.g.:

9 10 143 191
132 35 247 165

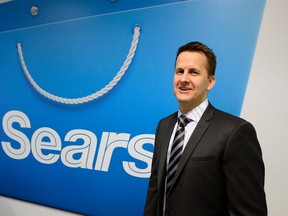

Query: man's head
175 41 216 77
173 41 216 113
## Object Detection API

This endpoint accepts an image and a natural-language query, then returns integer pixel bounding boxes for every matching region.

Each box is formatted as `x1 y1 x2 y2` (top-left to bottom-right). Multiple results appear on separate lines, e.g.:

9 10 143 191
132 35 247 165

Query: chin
176 94 193 102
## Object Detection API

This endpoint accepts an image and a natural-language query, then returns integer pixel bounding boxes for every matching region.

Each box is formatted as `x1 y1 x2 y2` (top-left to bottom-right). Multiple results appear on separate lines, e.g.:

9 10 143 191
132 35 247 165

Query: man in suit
143 41 267 216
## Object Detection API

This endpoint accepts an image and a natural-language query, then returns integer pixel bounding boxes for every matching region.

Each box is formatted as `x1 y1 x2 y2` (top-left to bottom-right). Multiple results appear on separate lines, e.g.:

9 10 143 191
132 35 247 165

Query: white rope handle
17 26 141 104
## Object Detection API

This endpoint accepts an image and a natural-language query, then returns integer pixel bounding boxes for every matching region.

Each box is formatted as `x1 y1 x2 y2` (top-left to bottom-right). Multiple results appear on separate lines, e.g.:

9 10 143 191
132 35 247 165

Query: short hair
176 41 217 77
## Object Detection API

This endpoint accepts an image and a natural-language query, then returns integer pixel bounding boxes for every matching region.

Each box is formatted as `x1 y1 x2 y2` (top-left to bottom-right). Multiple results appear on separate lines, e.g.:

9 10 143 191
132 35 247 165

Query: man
143 41 267 216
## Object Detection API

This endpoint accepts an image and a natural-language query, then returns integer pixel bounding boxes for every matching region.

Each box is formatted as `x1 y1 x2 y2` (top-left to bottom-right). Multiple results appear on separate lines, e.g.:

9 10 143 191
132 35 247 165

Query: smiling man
144 41 267 216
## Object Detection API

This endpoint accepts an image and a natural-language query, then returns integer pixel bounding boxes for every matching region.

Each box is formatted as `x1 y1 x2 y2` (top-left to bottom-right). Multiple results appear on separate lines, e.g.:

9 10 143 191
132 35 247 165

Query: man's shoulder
210 105 249 126
159 112 178 123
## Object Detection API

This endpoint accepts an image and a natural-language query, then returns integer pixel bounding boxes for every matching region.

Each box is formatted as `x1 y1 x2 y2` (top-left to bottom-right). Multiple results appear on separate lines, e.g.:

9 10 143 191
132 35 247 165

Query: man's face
173 51 215 113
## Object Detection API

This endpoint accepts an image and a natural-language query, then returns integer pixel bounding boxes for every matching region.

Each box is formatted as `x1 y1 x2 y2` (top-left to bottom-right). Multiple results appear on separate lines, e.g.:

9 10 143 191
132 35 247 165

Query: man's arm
223 121 267 215
143 124 161 216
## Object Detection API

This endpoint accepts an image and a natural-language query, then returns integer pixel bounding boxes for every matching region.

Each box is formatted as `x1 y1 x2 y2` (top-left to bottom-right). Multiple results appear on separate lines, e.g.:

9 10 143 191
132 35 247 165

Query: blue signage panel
0 0 265 215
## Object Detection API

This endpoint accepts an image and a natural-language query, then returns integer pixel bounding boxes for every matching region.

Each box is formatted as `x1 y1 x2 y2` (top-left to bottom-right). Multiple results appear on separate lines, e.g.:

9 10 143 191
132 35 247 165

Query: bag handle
17 26 141 105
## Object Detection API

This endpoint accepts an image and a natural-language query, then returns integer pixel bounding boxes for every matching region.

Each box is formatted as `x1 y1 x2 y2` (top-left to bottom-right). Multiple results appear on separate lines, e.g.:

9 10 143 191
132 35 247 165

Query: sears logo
1 110 154 178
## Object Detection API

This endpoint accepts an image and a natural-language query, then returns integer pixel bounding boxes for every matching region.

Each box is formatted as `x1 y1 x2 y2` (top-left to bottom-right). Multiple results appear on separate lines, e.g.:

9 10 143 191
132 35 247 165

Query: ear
207 76 216 91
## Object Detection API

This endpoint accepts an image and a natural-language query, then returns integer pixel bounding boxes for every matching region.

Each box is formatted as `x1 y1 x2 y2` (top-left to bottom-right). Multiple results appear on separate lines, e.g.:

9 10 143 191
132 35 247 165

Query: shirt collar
178 99 209 123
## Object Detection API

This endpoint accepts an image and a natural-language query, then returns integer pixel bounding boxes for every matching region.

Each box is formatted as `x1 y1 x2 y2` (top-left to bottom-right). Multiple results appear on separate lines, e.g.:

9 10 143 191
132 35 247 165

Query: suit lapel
158 113 177 191
170 104 215 189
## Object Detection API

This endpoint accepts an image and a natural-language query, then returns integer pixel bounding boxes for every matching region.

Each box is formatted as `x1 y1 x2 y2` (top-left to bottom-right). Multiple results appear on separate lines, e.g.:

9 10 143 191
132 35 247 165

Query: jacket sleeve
143 123 161 216
223 121 267 216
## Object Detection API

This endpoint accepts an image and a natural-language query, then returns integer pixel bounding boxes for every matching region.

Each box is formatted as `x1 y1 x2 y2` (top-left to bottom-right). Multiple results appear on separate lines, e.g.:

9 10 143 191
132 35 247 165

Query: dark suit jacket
144 104 267 216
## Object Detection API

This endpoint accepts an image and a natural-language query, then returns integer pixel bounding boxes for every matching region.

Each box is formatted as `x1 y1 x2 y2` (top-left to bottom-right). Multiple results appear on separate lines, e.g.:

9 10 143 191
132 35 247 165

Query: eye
189 69 199 75
175 69 184 74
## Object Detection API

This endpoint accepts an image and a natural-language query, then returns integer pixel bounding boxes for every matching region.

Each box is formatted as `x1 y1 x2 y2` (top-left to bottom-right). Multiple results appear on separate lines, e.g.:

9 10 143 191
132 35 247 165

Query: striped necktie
166 114 191 195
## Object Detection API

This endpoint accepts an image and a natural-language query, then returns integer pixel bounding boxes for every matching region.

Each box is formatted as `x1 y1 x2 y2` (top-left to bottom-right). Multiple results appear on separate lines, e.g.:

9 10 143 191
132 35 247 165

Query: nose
180 71 189 82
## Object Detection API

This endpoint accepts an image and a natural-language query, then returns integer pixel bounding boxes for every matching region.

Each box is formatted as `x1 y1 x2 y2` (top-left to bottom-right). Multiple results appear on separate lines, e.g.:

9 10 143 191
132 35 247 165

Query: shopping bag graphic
0 0 266 215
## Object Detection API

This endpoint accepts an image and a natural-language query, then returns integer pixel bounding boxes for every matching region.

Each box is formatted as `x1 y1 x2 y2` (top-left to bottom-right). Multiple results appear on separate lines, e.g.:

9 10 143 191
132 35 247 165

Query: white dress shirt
166 98 209 162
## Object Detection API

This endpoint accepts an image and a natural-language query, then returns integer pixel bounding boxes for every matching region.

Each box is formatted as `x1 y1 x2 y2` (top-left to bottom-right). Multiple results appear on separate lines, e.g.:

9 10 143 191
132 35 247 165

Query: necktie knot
178 114 191 128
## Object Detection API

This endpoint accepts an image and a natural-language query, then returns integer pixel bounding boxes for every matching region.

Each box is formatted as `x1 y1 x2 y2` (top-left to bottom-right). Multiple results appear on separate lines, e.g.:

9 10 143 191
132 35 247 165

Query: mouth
179 86 192 92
